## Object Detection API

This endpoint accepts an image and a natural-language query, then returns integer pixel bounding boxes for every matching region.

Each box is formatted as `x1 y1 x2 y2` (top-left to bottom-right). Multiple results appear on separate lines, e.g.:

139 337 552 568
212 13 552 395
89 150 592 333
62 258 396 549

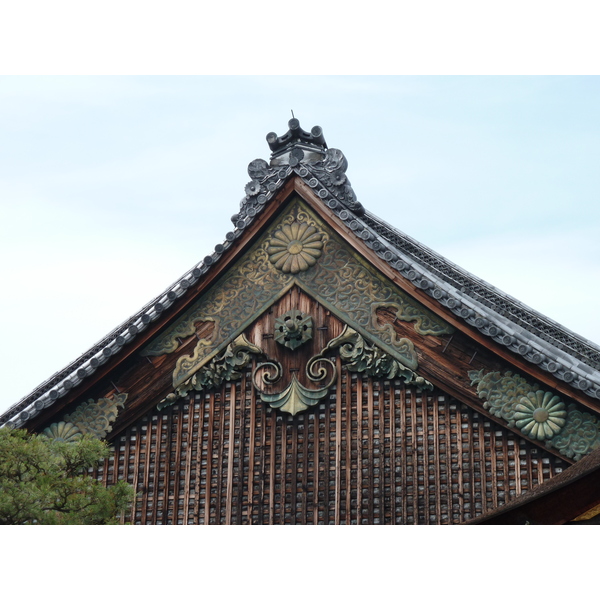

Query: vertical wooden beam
367 379 374 524
323 398 331 525
301 413 309 524
161 411 172 525
194 393 205 525
269 412 276 525
131 424 143 524
433 393 441 525
313 408 320 525
247 372 256 525
335 359 342 525
205 393 214 525
390 381 397 524
400 384 407 525
216 392 226 524
357 376 363 524
226 383 236 525
345 369 352 525
477 413 487 519
291 415 298 525
182 400 194 525
172 405 185 524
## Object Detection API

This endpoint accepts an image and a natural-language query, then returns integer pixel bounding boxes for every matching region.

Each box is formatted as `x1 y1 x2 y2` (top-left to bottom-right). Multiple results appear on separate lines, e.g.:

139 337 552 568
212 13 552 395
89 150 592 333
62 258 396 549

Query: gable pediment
6 118 600 524
141 197 453 391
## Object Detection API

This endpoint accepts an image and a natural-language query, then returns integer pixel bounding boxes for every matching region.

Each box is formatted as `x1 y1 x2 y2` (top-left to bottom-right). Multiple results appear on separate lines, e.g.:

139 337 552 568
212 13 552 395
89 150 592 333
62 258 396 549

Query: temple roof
2 119 600 429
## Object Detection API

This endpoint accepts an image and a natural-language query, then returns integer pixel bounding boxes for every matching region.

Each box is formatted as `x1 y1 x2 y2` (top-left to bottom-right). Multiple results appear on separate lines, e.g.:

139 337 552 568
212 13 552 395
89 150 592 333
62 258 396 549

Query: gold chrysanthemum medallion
267 220 324 274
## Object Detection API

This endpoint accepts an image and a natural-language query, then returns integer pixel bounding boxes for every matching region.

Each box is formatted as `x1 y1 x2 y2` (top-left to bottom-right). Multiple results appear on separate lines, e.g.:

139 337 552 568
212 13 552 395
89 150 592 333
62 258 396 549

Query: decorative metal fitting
274 309 313 350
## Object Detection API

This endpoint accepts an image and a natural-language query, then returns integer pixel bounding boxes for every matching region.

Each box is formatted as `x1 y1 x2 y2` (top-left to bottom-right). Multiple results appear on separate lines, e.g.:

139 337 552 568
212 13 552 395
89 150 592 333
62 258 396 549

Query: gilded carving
41 393 127 442
66 394 127 439
143 200 449 388
159 335 262 410
373 301 454 337
143 317 216 357
266 220 324 273
320 326 433 391
254 356 337 416
469 368 600 461
274 309 313 350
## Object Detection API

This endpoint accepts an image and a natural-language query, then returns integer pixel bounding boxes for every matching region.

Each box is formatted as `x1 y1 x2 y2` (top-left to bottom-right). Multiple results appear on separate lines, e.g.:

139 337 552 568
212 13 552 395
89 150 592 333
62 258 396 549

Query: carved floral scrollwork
41 393 128 442
319 326 433 391
373 301 454 337
254 356 337 416
469 368 600 461
143 200 446 387
159 335 263 410
546 406 600 461
469 369 537 427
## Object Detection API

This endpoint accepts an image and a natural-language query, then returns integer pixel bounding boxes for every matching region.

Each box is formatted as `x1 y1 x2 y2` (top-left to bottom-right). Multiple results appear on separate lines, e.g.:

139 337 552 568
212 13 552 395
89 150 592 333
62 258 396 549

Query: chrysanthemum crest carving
469 368 600 461
266 220 324 274
41 393 127 442
514 390 567 441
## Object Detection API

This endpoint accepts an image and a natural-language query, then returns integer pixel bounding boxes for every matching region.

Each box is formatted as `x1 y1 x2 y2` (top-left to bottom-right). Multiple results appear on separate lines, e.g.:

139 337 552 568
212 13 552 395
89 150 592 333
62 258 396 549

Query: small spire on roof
266 118 328 166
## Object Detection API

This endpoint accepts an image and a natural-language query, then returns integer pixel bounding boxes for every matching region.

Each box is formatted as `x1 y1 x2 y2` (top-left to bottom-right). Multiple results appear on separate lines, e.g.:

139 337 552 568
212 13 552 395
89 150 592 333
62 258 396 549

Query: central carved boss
274 309 313 350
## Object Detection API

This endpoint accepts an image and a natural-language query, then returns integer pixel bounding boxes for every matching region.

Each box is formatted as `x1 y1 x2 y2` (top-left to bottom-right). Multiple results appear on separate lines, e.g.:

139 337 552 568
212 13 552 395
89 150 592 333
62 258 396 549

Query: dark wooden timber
468 446 600 524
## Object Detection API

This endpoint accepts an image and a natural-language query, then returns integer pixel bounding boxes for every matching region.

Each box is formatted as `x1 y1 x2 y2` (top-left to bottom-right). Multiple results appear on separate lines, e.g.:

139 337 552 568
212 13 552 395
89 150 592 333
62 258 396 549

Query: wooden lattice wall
93 364 568 525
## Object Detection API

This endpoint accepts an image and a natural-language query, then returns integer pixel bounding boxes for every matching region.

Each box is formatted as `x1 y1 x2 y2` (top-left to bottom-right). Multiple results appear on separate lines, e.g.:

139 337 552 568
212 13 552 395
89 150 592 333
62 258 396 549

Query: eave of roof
3 128 600 430
466 443 600 524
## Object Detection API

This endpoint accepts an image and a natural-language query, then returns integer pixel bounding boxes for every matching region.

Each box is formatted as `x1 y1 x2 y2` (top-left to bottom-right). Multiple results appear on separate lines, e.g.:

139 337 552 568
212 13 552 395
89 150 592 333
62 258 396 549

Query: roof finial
266 119 327 165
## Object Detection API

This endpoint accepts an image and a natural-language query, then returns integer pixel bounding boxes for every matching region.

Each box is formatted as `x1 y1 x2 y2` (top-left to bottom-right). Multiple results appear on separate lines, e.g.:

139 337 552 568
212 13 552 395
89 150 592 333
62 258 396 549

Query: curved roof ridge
363 209 600 361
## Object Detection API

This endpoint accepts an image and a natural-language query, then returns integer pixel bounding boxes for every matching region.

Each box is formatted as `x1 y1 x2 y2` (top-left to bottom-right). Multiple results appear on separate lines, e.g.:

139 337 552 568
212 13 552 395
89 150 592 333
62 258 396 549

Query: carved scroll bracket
254 356 337 416
318 326 433 391
158 335 262 410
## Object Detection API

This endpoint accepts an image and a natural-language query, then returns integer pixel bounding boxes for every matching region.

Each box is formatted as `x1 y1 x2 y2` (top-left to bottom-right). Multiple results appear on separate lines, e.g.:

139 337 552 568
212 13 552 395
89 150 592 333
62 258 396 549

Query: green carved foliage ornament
158 334 262 410
255 357 336 416
373 301 454 337
469 369 600 461
42 393 128 442
320 326 433 391
254 325 433 417
141 200 450 390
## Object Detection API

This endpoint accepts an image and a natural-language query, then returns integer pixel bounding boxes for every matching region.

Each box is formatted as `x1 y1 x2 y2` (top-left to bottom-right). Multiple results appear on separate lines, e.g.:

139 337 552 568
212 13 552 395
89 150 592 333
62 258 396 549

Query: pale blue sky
1 76 599 415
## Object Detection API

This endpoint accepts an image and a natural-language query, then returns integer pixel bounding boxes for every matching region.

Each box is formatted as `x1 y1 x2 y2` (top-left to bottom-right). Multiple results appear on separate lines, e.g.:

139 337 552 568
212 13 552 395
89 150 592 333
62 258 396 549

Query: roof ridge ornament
266 118 328 166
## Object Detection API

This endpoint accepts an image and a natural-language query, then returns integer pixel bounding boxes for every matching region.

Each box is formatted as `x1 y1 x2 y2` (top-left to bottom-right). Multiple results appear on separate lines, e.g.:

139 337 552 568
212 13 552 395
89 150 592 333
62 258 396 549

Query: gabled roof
3 119 600 431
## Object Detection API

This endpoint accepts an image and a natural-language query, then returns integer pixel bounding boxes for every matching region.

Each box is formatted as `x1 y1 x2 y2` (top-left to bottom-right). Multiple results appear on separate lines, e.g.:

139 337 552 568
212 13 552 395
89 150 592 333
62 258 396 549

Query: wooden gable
4 120 600 524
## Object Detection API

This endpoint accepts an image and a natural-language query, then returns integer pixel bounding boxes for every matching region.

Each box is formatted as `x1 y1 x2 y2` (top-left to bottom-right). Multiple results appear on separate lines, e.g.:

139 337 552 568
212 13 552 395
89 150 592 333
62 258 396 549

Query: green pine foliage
0 427 134 525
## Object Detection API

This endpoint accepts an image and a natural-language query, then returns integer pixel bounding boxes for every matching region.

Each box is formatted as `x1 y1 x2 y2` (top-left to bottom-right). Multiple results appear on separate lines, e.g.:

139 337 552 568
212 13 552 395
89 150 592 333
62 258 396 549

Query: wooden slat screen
96 365 567 524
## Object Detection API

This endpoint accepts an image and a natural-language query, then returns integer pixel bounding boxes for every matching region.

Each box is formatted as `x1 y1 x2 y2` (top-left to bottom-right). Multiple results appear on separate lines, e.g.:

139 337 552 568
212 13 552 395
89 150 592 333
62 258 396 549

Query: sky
0 75 599 416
